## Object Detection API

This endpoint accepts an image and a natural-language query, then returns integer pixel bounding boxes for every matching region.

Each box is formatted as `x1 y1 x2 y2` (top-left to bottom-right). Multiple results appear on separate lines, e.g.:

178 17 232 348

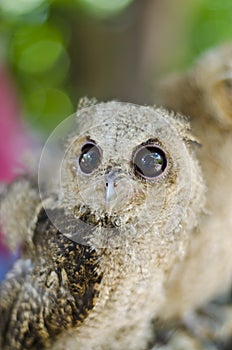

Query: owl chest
71 261 166 350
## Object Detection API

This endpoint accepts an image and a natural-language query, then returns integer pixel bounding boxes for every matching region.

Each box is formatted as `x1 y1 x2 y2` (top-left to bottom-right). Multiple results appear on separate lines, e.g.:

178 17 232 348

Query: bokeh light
26 87 73 132
0 0 47 16
78 0 133 18
10 24 64 73
17 41 63 73
190 0 232 55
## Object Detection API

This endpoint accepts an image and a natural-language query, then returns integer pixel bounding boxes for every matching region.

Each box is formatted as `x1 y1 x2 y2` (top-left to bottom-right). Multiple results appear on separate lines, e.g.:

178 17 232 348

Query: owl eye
78 142 102 174
133 144 168 179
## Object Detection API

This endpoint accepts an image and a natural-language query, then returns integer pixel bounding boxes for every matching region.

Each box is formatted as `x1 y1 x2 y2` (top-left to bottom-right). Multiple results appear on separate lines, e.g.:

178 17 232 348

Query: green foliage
0 0 232 132
187 0 232 62
78 0 133 18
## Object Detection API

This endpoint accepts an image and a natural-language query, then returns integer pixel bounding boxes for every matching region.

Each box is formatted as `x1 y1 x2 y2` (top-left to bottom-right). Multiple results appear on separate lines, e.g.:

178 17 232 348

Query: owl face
53 102 202 249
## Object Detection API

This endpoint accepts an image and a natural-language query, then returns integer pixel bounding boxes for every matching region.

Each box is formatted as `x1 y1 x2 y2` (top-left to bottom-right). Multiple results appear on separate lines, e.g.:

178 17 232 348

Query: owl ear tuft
77 97 98 111
172 112 201 147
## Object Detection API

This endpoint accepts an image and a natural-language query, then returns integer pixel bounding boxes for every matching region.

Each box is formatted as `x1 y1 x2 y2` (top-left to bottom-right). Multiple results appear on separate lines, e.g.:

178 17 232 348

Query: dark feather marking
0 208 102 350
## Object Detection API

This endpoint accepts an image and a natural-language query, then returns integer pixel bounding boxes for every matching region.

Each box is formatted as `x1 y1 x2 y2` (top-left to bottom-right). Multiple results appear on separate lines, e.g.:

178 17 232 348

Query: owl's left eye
78 142 102 174
133 144 168 179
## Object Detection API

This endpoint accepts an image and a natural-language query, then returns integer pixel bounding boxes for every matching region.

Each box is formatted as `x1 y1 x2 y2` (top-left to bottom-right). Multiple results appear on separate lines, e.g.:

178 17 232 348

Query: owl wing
0 177 41 252
0 203 101 350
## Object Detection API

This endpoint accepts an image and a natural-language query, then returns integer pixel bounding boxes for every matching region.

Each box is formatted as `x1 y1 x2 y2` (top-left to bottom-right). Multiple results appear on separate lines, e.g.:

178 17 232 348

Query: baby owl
1 43 232 350
0 100 205 350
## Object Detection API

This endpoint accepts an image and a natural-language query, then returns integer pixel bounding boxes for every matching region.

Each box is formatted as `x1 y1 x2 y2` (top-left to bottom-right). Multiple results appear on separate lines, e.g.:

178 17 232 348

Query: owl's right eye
78 142 102 174
132 144 168 179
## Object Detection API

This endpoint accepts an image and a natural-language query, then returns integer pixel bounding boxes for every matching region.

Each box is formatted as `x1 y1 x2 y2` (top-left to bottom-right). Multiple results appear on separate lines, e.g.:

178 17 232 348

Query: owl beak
105 169 120 213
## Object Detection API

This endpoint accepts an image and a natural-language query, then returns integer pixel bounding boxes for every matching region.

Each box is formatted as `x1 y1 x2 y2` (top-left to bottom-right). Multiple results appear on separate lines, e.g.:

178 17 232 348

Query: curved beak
105 169 121 213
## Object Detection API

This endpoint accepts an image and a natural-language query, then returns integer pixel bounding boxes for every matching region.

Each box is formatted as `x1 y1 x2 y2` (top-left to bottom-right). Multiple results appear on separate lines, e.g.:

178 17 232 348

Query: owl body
51 241 165 350
0 102 205 349
47 102 205 350
155 43 232 319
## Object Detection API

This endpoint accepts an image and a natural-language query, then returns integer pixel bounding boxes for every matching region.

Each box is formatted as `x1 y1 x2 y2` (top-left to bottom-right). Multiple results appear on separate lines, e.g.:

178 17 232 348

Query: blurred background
1 0 232 279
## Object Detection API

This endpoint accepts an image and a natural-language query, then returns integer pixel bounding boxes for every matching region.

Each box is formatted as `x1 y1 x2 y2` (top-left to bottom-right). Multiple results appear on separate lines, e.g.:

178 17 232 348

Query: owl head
40 101 205 254
193 43 232 127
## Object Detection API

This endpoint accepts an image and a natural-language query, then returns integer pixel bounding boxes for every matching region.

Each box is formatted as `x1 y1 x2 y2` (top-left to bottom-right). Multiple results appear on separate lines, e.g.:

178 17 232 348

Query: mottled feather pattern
0 208 101 350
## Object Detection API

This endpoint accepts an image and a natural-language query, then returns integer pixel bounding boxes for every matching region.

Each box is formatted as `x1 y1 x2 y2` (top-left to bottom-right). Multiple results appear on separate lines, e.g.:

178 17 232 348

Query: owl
154 43 232 321
150 44 232 350
0 99 205 350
